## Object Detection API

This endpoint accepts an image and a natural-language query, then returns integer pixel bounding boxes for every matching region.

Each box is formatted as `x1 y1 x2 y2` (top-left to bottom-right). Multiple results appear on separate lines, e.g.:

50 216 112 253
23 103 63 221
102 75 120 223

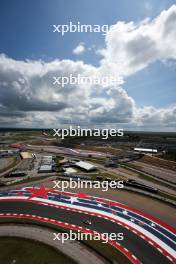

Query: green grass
9 175 53 186
90 172 122 181
84 157 106 165
121 163 176 189
0 157 19 174
121 164 176 202
0 237 76 264
160 151 176 162
158 190 176 202
120 162 142 170
0 218 131 264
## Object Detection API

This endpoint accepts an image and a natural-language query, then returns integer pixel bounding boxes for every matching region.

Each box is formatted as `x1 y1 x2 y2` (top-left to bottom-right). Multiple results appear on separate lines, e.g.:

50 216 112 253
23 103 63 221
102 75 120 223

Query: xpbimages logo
52 74 122 88
53 179 124 192
53 231 124 243
52 22 119 36
52 126 124 139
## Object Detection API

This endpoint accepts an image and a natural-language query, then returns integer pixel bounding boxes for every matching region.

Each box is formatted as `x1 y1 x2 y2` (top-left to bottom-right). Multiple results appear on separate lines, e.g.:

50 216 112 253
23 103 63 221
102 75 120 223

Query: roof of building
20 152 33 159
39 165 52 172
41 160 53 165
75 161 96 171
64 167 77 174
134 148 158 153
42 155 53 159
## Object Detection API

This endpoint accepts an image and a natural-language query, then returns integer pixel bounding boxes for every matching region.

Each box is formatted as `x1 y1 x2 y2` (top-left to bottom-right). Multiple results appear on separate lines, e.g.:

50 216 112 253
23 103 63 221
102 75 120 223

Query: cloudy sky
0 0 176 131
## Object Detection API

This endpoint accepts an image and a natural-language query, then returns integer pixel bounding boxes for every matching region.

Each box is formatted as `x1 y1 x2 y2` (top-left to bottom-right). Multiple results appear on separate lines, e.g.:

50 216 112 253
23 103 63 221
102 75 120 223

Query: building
75 161 96 171
38 155 55 173
42 155 53 162
38 165 53 173
0 150 14 157
64 167 77 176
134 148 158 153
6 171 27 177
20 152 33 159
41 155 54 165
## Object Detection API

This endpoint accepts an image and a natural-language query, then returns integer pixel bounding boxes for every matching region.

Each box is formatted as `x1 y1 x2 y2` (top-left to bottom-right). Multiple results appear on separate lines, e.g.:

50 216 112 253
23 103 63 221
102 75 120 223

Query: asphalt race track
0 188 175 264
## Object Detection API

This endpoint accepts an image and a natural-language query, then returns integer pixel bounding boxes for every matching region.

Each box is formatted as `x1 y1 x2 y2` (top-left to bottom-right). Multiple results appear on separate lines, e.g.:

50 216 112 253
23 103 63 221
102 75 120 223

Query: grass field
0 157 19 174
0 237 76 264
0 219 131 264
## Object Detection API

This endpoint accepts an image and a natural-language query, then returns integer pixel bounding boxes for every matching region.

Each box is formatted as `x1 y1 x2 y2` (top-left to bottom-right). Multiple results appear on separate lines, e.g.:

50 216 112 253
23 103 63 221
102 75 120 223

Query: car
83 220 92 225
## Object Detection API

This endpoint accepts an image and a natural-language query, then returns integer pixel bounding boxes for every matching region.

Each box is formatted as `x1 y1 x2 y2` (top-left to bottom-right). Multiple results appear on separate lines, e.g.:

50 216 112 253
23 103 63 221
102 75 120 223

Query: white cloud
100 5 176 77
73 42 86 55
0 5 176 130
0 53 132 127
